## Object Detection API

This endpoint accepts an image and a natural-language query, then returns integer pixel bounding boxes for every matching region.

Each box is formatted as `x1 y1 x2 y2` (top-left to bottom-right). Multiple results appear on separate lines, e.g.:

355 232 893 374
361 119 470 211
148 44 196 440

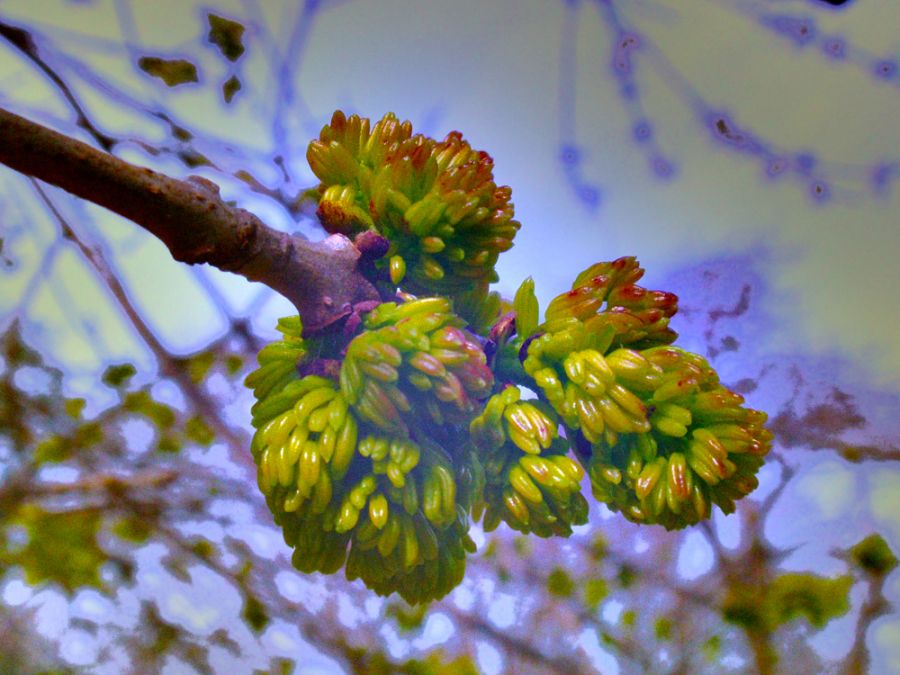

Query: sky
0 0 898 671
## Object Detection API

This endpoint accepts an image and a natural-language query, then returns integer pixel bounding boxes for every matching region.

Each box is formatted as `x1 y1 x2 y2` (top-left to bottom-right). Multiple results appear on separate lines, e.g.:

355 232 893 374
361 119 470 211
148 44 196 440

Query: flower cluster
521 260 770 529
244 112 773 602
246 313 476 603
339 296 493 435
584 346 771 529
470 386 588 537
541 256 678 348
307 111 520 325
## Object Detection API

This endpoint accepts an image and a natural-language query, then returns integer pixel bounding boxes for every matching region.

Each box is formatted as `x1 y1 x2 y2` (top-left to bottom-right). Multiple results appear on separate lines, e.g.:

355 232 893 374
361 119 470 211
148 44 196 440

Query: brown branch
30 469 178 497
0 106 379 333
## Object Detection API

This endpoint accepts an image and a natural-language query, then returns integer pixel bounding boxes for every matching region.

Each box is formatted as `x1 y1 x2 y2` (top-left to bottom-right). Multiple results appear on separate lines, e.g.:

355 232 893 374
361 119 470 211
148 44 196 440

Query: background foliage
1 1 898 673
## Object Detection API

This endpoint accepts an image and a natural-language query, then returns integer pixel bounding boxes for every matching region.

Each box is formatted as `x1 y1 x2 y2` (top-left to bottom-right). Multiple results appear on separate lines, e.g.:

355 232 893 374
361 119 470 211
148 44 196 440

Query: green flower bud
247 314 482 604
306 111 520 325
584 347 771 530
340 297 493 436
470 386 587 537
543 257 678 349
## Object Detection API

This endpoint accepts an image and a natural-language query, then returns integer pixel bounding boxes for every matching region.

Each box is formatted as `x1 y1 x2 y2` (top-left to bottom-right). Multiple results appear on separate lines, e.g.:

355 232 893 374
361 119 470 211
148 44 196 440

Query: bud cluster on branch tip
540 256 678 348
246 313 478 603
521 260 771 529
340 296 493 436
306 110 520 327
249 129 772 598
585 347 771 529
470 386 588 537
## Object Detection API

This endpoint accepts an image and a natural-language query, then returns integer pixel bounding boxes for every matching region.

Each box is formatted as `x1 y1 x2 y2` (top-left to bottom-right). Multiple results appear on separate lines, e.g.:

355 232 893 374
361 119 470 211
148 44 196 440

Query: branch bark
0 106 379 333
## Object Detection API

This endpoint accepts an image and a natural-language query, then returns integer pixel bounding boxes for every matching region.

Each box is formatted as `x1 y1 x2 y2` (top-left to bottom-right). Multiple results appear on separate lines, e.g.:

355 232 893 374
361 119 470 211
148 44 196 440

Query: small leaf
207 14 246 62
242 594 269 633
546 567 574 597
768 572 852 629
124 390 175 429
157 434 182 454
584 578 609 610
191 539 215 559
138 56 199 87
33 434 69 464
702 635 721 661
386 601 428 632
185 416 215 445
222 75 242 103
850 534 898 576
654 616 672 641
11 505 107 593
225 354 244 376
177 149 212 168
64 397 86 419
113 516 153 544
102 363 136 388
185 351 215 384
617 563 636 588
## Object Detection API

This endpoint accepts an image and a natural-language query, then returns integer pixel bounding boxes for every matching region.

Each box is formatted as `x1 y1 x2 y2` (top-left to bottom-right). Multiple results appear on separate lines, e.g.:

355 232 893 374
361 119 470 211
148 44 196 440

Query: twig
29 468 178 497
0 106 379 332
0 20 117 150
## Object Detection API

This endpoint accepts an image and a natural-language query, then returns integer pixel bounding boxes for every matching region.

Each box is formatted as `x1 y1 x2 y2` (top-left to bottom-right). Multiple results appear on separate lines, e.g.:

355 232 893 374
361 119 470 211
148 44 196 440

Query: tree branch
0 106 379 333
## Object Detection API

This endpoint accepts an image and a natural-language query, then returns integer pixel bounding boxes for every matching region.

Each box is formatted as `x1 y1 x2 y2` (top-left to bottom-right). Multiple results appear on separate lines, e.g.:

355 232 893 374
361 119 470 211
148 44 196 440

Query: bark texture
0 106 379 333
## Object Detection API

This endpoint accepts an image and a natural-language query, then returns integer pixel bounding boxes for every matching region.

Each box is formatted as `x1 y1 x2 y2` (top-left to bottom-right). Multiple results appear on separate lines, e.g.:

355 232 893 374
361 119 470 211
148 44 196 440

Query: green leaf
850 534 898 576
207 14 245 62
242 594 269 633
584 578 609 610
124 390 175 429
185 416 215 445
186 351 216 384
191 538 215 559
768 573 852 629
9 506 107 593
225 354 244 376
138 56 199 87
64 397 86 419
702 635 721 661
157 434 182 454
102 363 136 388
546 567 574 597
654 616 672 641
617 563 636 588
223 75 242 103
33 434 69 464
112 516 153 544
386 601 428 632
513 276 539 338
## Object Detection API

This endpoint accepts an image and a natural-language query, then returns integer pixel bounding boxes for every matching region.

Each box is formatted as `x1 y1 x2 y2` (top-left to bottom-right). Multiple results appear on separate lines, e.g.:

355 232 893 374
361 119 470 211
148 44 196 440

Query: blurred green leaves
723 572 852 632
138 57 199 87
2 505 106 593
849 533 897 576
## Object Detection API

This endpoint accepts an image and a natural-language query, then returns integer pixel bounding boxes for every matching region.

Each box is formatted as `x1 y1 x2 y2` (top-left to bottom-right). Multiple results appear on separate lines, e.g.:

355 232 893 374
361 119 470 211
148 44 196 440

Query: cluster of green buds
246 313 481 603
515 261 771 529
245 111 773 601
540 256 678 349
586 346 771 529
339 296 493 435
470 386 588 537
339 434 475 605
306 111 520 325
